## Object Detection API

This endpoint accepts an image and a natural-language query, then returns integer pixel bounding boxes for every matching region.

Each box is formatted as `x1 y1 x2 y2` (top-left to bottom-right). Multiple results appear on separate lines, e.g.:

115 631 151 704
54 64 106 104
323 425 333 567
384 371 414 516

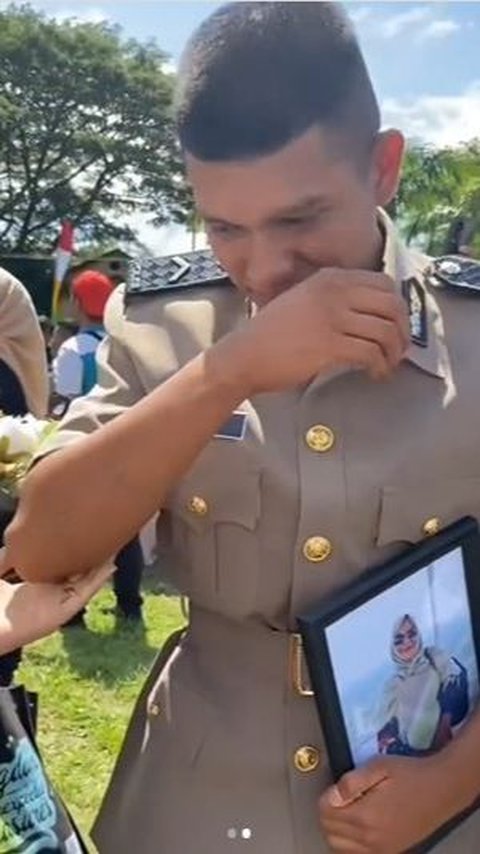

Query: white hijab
390 613 430 678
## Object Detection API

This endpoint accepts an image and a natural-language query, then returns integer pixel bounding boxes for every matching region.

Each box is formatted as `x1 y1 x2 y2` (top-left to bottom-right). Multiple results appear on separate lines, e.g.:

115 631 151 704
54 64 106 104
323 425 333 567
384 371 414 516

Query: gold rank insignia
402 277 428 348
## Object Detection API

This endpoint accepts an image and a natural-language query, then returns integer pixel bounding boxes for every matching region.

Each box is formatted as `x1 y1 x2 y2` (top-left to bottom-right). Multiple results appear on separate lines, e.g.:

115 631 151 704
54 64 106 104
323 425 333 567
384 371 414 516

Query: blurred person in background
52 270 113 407
0 267 49 685
50 319 79 362
0 268 48 420
54 270 144 628
37 314 54 368
445 216 474 257
48 319 79 418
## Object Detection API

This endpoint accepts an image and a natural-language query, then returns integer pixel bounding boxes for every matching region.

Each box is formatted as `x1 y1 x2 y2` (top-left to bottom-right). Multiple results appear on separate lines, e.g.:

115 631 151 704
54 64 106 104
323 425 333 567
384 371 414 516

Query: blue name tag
214 411 247 441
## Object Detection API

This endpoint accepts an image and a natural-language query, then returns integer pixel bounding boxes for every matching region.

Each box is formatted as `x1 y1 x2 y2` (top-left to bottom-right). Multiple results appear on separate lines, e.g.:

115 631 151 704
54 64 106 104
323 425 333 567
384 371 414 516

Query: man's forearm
5 338 249 583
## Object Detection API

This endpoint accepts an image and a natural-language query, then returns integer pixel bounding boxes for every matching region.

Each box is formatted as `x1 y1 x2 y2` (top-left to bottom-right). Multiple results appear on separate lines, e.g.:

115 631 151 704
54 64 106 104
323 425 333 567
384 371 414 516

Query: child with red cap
53 270 114 400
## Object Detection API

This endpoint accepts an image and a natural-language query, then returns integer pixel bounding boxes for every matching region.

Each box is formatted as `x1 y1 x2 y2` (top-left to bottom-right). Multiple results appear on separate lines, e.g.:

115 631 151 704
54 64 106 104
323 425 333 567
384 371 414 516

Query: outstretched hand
0 549 114 653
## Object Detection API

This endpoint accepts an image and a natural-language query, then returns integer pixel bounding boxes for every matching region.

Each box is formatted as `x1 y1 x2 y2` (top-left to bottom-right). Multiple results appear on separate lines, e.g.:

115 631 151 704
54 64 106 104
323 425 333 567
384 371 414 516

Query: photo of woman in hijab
377 614 469 758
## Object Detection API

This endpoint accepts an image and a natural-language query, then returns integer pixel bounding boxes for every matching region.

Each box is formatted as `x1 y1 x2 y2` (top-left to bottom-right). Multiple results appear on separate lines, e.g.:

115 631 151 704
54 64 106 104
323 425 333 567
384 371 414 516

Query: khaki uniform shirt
44 213 480 853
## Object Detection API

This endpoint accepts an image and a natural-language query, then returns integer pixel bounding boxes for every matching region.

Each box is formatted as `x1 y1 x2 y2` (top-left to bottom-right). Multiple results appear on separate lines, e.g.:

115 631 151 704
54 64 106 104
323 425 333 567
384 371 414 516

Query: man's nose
245 237 295 304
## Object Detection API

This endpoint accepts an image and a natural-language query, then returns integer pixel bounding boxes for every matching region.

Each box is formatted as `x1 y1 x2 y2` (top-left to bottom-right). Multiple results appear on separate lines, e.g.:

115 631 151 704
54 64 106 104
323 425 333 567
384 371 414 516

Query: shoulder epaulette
429 255 480 294
125 249 229 300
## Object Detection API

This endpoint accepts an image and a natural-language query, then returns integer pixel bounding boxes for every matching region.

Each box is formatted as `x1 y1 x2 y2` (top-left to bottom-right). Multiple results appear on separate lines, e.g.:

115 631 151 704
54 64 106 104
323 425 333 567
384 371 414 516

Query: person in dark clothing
0 361 30 416
445 216 474 257
0 364 29 684
66 536 144 628
37 315 54 367
112 537 144 622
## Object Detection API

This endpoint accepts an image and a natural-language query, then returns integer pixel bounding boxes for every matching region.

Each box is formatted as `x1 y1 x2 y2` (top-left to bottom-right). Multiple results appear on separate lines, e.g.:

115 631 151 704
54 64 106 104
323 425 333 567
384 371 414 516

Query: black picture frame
297 515 480 852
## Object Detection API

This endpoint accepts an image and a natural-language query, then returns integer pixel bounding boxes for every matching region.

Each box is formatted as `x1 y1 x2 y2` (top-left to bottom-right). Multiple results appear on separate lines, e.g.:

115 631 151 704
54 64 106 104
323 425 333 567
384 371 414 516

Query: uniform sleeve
52 345 83 398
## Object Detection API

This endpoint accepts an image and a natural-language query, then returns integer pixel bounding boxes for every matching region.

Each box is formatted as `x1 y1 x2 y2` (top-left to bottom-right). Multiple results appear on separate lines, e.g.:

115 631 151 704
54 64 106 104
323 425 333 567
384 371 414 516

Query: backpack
425 649 469 727
80 329 104 395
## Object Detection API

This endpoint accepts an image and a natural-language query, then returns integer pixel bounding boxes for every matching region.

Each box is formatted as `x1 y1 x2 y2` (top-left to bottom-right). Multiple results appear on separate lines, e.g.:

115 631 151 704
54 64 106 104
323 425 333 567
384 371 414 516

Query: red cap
72 270 114 321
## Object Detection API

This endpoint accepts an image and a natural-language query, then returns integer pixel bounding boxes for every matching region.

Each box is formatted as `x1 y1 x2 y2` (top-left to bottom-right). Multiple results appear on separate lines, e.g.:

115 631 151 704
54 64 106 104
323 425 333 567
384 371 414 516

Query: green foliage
391 139 480 256
0 5 191 252
18 578 184 847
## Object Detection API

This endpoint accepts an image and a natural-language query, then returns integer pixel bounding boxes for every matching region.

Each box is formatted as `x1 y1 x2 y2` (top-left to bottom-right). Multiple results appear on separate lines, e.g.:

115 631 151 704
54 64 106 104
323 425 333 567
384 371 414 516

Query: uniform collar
379 209 448 380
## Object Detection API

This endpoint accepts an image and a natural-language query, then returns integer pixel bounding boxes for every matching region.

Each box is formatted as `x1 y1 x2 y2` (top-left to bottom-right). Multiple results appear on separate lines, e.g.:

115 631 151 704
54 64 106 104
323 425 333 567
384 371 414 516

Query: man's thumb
328 762 388 808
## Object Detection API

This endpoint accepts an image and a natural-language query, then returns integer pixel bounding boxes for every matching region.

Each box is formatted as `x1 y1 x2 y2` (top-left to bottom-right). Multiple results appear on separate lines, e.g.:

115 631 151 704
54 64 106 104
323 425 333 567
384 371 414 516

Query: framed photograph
298 516 480 850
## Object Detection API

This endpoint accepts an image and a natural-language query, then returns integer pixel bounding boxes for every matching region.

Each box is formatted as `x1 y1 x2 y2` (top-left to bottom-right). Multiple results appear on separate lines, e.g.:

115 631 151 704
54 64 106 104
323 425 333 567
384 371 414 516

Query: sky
4 0 480 252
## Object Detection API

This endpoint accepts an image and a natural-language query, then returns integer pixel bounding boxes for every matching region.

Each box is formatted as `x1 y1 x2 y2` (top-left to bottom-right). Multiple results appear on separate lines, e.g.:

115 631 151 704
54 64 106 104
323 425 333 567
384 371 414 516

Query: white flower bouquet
0 414 58 511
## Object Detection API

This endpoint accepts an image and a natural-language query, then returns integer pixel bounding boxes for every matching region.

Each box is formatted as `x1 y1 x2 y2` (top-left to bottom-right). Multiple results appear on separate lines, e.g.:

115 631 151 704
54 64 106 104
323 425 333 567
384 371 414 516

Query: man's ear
371 130 405 208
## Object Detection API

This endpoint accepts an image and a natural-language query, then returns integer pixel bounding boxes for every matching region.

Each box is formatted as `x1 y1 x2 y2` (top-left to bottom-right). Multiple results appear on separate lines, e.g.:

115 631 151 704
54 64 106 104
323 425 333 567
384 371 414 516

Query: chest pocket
166 449 261 618
376 477 480 546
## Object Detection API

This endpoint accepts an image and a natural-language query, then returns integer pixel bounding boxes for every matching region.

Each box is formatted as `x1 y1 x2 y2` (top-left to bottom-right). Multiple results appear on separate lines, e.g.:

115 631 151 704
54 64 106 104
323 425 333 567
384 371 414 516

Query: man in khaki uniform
6 3 480 852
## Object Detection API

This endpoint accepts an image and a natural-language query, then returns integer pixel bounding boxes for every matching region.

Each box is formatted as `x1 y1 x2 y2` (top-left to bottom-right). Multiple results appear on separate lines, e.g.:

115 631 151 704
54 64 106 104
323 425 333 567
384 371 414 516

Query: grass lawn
17 568 185 850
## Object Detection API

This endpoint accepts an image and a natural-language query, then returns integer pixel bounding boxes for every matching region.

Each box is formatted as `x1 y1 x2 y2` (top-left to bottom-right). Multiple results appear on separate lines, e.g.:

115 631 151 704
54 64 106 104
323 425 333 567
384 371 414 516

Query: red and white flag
52 220 74 319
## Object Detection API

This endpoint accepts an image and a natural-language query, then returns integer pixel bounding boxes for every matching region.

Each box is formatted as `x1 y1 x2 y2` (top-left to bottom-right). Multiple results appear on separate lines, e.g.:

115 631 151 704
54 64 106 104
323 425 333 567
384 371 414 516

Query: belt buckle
289 633 314 697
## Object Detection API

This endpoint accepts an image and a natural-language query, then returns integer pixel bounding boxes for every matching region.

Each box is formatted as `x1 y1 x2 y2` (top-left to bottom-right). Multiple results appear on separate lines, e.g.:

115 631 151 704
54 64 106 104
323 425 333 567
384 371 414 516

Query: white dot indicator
227 828 237 840
241 827 252 839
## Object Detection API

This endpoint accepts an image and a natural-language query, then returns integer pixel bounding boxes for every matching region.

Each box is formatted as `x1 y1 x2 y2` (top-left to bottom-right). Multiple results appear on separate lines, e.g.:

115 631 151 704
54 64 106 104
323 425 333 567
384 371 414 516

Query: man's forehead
185 129 353 221
199 192 333 225
185 124 342 174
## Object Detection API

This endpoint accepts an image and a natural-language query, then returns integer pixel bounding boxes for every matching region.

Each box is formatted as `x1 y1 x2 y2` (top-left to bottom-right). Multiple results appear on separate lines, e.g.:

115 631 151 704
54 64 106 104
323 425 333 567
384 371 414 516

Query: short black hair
176 2 380 162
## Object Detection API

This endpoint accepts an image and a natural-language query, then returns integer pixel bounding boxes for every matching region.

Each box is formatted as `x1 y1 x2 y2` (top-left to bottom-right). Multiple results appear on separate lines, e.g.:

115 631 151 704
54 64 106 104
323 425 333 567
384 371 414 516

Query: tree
449 140 480 257
0 5 191 252
390 140 480 256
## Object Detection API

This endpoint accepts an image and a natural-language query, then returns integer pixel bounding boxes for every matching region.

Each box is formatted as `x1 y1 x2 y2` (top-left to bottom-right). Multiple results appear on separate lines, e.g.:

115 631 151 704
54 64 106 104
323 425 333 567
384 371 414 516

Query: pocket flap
376 478 480 546
168 467 261 534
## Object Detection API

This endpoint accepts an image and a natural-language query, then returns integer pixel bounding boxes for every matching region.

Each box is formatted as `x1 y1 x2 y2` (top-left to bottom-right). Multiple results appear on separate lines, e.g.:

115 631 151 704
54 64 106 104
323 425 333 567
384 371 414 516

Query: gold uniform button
188 496 209 516
294 745 321 773
305 425 335 453
422 517 441 537
303 536 333 563
149 703 161 717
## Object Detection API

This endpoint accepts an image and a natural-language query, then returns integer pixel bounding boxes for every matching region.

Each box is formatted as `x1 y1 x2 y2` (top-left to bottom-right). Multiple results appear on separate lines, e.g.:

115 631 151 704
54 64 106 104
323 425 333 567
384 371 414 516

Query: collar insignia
402 278 428 348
